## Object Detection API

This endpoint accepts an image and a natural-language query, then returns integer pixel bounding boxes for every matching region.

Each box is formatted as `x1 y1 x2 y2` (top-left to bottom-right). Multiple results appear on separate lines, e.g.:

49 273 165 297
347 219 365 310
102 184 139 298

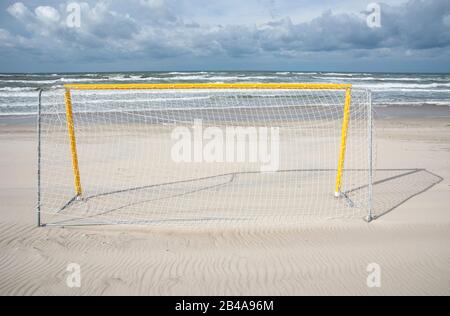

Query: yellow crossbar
64 83 352 90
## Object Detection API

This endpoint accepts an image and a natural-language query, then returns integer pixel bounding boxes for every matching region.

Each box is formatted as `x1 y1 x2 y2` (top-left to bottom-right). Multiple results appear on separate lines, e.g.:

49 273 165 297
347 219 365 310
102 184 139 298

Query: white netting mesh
39 87 373 226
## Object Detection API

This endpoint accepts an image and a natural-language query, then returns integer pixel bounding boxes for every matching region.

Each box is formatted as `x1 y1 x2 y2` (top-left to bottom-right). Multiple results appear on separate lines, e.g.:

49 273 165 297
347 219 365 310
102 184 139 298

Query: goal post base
57 194 82 214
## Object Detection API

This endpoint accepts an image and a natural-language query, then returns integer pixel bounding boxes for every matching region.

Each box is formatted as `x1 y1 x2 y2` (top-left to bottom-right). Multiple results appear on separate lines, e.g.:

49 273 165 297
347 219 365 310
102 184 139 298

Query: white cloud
140 0 166 9
35 6 61 23
2 0 450 65
6 2 33 21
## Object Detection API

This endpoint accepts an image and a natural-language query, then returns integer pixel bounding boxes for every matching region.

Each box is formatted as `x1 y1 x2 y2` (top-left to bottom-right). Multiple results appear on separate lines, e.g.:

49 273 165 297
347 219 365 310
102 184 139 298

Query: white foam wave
375 101 450 107
320 72 372 77
0 112 36 116
167 72 209 75
1 79 61 84
352 82 450 90
319 76 450 82
0 87 37 92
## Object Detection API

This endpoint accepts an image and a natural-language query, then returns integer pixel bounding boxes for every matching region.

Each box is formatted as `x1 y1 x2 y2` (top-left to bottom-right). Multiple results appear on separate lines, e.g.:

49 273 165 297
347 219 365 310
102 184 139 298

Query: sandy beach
0 107 449 296
0 0 449 300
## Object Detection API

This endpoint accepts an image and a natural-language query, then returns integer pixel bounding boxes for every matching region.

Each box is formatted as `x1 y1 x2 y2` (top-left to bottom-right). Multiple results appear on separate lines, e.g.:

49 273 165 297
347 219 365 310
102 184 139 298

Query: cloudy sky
0 0 449 73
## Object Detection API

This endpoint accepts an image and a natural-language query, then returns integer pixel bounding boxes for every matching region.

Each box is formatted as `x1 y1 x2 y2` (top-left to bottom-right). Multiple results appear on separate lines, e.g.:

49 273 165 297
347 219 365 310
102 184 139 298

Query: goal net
37 83 374 227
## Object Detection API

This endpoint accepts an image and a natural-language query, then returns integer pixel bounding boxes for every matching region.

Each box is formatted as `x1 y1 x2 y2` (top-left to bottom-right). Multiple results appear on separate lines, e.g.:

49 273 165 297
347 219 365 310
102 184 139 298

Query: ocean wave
161 75 282 81
291 72 319 75
375 101 450 107
0 87 38 92
1 71 449 116
0 76 160 85
0 112 37 116
0 73 52 77
0 93 38 98
166 71 209 75
1 80 62 85
318 76 450 82
59 77 122 83
320 72 373 77
352 82 450 90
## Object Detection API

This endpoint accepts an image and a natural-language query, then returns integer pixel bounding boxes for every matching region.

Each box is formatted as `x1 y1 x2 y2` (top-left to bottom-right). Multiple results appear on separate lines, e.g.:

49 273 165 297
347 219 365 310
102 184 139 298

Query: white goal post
37 83 374 227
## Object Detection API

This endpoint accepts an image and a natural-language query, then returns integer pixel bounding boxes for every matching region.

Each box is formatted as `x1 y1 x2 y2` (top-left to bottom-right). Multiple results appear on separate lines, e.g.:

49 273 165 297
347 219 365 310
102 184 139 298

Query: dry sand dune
0 113 449 295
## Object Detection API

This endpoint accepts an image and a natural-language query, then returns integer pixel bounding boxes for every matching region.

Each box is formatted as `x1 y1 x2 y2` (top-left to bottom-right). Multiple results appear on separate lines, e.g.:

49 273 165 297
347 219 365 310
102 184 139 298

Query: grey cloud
1 0 449 65
381 0 450 49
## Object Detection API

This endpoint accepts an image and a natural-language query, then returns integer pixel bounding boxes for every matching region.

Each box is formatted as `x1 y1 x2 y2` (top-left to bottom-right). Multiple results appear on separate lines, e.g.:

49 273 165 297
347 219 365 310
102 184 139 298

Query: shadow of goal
369 169 443 219
41 168 443 227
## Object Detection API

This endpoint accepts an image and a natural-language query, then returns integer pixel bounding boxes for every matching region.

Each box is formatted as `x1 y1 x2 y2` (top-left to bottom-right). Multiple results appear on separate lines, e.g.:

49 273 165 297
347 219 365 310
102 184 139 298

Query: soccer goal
37 83 374 227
